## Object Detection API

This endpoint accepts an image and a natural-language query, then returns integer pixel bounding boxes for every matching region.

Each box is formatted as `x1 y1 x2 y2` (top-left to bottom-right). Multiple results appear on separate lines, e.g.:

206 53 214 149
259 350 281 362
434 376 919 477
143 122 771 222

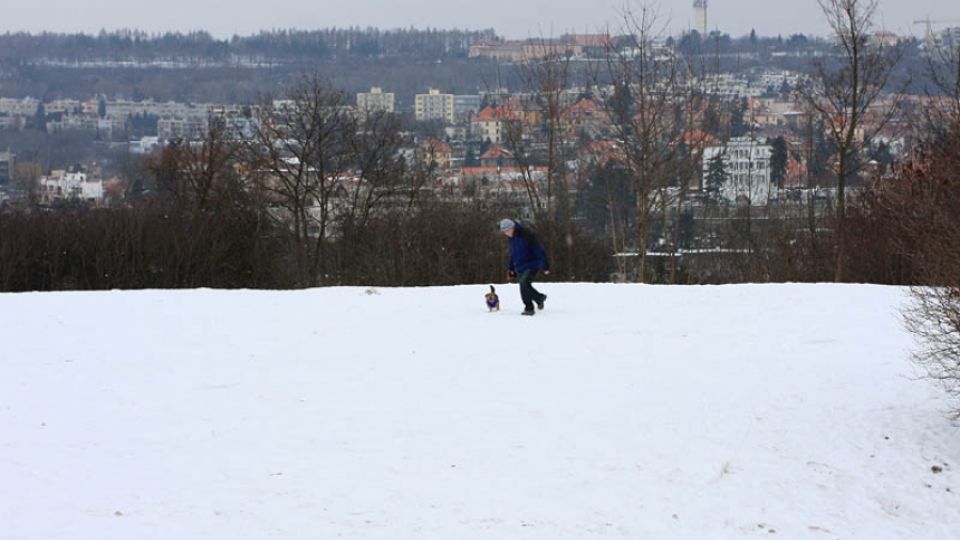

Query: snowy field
1 284 958 539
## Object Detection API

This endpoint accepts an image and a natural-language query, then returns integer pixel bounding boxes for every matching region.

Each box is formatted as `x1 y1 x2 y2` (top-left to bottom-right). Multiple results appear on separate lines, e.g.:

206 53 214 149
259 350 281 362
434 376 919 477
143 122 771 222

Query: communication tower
694 0 708 36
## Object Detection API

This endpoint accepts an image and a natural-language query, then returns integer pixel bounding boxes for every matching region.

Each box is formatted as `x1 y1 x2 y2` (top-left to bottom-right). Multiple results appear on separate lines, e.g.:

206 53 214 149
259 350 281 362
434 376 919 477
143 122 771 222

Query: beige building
469 40 584 62
357 87 395 115
415 88 455 124
470 106 523 144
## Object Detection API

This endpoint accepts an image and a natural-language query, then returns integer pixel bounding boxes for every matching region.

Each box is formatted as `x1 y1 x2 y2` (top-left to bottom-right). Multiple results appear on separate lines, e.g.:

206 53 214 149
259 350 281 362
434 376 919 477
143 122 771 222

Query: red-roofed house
679 129 721 147
563 97 610 137
472 106 523 143
480 144 516 168
420 138 453 170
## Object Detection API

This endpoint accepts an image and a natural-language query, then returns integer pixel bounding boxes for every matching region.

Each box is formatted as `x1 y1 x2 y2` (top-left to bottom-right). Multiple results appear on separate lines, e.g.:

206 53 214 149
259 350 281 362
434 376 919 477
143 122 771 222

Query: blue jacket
508 223 550 273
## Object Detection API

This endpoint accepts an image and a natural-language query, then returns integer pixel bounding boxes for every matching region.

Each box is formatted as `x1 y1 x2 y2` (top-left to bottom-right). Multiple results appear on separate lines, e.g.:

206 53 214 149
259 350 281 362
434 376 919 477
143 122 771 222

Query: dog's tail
490 285 496 294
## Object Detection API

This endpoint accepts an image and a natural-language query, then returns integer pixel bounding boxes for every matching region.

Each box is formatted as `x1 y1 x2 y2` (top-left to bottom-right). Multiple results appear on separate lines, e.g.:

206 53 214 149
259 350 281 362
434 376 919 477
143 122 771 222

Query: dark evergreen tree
705 153 728 203
769 136 788 189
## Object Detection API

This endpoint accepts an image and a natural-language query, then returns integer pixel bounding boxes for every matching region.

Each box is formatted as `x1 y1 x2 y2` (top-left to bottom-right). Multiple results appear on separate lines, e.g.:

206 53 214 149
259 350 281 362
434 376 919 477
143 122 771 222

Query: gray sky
1 0 957 40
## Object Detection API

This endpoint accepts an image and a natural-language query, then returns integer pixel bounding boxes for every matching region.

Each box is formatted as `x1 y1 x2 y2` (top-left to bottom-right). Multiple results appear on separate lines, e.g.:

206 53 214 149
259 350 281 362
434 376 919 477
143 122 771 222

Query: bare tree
146 113 244 211
597 3 702 282
498 38 590 276
498 104 545 214
894 120 960 417
248 74 353 286
14 162 43 206
923 31 960 135
802 0 905 280
341 109 408 230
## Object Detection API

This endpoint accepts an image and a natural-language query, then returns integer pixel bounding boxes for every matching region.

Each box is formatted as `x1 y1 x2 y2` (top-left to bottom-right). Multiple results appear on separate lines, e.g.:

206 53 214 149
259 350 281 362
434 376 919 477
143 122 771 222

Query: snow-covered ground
1 284 958 539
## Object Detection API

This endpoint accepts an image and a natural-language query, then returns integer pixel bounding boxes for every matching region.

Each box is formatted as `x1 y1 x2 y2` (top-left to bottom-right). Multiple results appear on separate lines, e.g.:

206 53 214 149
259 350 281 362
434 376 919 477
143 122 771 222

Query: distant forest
0 27 922 103
0 28 500 61
0 28 512 103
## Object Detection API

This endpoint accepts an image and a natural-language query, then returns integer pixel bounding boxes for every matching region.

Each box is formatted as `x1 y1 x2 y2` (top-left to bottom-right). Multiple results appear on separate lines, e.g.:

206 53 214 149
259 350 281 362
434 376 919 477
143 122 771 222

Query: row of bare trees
0 71 614 292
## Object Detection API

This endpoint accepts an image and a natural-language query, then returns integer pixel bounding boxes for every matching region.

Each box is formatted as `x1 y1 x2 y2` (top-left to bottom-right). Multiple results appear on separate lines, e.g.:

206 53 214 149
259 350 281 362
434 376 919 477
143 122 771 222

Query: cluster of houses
365 77 909 208
0 97 250 149
0 45 928 210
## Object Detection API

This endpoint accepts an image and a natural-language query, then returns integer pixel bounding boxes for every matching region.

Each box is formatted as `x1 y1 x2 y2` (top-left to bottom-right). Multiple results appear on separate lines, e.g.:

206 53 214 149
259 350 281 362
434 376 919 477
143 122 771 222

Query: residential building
563 97 609 138
468 40 584 62
129 137 161 155
39 170 104 206
939 27 960 50
0 151 14 185
468 41 526 62
560 34 613 54
872 31 900 48
0 116 26 130
471 106 522 143
453 95 482 120
702 137 773 205
415 89 455 123
480 144 515 169
0 97 39 117
45 99 83 115
357 87 395 115
420 138 453 170
158 117 210 141
444 126 469 141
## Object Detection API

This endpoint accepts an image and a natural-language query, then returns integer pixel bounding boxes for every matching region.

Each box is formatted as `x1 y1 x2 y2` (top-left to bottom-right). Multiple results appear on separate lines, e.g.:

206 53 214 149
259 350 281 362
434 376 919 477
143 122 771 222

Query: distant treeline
0 28 500 63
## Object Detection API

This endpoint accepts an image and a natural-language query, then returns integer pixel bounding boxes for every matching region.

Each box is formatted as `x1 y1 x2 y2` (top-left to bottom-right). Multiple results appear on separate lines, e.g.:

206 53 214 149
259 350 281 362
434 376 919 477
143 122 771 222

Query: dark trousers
518 269 545 310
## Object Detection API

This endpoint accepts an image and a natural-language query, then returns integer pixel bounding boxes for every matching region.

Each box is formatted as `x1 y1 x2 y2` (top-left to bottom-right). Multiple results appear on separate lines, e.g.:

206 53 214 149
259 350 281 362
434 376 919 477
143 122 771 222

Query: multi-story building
453 95 482 120
158 117 210 141
0 98 40 117
0 116 26 130
356 87 395 115
45 99 83 115
471 106 523 144
415 88 455 124
939 27 960 50
702 137 773 205
420 138 453 170
0 151 15 185
468 40 584 62
39 170 104 206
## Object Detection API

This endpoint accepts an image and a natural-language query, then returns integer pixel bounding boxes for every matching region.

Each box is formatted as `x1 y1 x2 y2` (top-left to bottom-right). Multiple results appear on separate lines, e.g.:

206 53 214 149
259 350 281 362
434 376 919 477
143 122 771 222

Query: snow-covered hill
1 284 958 539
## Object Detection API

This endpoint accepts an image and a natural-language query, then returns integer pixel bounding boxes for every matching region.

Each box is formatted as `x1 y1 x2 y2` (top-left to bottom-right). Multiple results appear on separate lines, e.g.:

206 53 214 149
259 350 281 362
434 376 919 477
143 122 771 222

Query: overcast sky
1 0 956 40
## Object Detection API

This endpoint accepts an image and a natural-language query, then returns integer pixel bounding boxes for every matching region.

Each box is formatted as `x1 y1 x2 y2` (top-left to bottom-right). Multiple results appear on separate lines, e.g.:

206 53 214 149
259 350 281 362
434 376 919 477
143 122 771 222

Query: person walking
500 218 550 316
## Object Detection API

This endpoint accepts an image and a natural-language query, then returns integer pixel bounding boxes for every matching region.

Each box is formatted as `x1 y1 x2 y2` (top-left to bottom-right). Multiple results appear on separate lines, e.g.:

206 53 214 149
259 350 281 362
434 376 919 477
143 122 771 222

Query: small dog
485 285 500 312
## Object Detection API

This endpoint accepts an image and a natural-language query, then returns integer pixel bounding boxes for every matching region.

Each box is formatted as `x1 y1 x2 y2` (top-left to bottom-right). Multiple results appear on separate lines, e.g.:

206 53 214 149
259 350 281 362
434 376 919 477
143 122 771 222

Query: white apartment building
39 171 104 206
158 117 210 141
356 87 395 115
702 137 773 206
106 100 203 120
415 88 455 124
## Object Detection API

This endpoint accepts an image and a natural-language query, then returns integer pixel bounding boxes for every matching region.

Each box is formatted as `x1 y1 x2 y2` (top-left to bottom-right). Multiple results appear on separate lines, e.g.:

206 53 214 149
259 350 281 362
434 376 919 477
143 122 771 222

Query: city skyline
0 0 957 41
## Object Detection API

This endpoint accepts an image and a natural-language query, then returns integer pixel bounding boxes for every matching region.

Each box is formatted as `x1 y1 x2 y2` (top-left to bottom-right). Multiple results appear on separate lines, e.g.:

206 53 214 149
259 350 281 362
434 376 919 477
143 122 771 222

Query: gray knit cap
499 219 516 233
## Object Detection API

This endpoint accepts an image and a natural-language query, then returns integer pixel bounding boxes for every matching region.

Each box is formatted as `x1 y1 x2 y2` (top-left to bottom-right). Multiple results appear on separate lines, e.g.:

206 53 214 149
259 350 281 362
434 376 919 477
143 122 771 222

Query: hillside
1 284 958 539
